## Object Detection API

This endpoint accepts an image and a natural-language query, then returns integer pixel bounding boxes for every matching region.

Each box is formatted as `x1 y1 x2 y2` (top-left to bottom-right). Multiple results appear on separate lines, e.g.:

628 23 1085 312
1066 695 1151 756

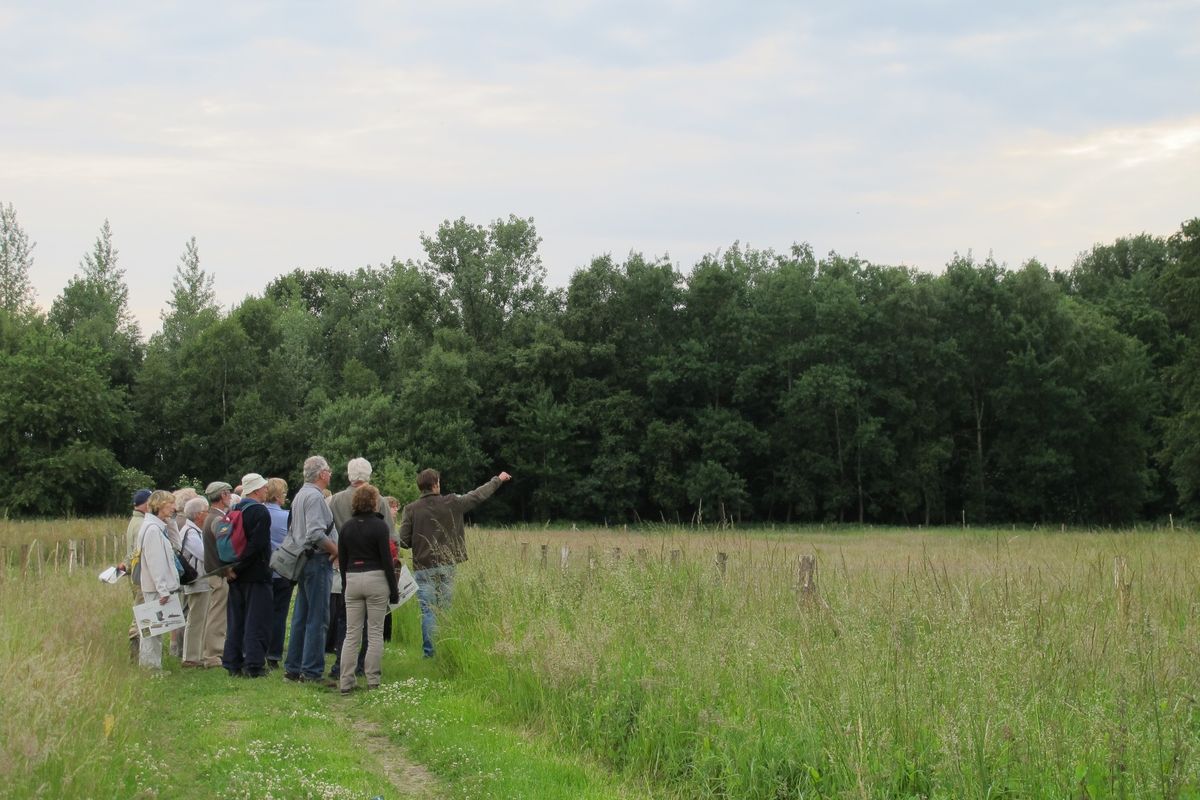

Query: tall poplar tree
0 202 36 315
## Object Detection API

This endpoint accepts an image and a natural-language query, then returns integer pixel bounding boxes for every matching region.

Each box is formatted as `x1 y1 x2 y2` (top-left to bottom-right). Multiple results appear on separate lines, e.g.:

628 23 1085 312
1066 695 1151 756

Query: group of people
124 455 511 694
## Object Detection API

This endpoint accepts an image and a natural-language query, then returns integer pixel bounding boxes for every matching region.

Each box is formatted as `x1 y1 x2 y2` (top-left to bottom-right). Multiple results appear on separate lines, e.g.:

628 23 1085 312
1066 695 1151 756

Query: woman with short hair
337 484 398 694
137 490 183 669
179 496 212 667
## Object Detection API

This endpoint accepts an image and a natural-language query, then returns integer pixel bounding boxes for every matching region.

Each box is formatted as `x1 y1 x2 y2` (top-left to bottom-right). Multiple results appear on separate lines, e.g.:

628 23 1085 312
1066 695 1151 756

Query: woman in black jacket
337 483 398 694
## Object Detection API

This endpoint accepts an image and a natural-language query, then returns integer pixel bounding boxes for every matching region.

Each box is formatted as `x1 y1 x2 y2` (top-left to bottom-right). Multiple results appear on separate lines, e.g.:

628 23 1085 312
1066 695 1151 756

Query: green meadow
3 519 1199 798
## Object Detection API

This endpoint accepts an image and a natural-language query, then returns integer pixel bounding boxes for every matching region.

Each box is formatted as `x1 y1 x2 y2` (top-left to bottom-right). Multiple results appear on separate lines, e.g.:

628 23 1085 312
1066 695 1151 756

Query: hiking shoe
284 671 303 682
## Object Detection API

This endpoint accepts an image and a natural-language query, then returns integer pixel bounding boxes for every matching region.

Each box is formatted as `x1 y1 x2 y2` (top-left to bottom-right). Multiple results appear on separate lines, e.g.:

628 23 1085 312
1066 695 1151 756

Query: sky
3 1 1198 335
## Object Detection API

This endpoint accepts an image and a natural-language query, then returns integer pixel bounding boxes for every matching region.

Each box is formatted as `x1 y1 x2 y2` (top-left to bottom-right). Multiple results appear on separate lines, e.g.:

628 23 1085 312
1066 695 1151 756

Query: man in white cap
221 473 274 678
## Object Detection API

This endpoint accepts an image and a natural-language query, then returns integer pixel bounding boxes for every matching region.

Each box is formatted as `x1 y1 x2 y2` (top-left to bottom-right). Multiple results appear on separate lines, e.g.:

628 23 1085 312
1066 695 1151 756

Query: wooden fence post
715 551 727 577
1113 557 1132 618
69 540 77 575
588 546 596 573
670 549 681 567
796 555 817 604
637 548 647 563
560 545 569 570
610 547 621 563
520 541 529 562
539 544 548 569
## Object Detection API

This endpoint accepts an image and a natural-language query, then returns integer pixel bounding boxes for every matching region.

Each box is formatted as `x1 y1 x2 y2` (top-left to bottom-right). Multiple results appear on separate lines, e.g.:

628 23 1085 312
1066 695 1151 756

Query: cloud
3 2 1197 333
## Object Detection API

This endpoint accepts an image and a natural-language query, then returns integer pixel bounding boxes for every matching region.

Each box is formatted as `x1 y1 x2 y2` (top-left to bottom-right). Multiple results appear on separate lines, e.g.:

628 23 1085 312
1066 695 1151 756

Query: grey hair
303 455 330 483
184 496 209 521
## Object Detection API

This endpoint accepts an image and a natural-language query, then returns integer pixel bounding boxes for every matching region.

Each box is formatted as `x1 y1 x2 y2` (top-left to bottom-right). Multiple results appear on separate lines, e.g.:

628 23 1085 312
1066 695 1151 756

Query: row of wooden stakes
516 541 820 599
0 535 125 580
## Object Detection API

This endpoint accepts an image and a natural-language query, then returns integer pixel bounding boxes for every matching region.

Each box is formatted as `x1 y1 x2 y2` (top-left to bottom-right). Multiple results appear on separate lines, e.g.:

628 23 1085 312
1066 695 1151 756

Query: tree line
1 203 1198 524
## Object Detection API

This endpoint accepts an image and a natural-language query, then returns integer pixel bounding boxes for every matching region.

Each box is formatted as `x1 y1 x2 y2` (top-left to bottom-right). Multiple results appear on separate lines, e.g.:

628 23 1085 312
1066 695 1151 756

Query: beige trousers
182 589 211 663
127 578 145 644
202 575 229 666
340 570 389 691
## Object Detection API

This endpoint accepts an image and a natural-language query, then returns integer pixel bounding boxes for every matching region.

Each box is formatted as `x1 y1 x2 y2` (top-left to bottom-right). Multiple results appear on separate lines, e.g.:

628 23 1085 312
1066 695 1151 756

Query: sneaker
339 686 355 695
181 660 204 669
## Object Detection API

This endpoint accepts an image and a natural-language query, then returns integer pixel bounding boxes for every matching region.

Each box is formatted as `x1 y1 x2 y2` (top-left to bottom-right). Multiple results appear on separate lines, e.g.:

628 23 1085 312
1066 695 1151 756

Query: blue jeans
414 565 456 657
284 557 331 679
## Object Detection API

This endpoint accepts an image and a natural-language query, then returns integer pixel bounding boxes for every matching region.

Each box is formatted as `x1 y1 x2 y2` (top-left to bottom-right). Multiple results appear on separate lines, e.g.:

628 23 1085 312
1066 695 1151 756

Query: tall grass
0 563 139 796
441 527 1200 798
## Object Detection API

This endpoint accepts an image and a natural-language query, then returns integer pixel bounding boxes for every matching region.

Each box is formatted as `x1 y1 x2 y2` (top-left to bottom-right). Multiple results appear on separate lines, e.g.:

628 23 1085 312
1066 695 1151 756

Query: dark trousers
269 576 294 661
223 580 272 675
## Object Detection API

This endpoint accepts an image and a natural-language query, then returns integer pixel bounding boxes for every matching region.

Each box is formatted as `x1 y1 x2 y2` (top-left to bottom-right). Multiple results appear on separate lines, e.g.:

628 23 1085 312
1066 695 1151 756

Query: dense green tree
49 220 143 390
6 211 1195 523
1160 219 1200 514
420 215 547 346
0 319 128 514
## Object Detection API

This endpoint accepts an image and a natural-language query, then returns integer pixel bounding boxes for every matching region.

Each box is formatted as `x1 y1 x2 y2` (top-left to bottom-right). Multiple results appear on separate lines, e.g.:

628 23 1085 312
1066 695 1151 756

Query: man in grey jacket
283 455 338 684
398 468 511 657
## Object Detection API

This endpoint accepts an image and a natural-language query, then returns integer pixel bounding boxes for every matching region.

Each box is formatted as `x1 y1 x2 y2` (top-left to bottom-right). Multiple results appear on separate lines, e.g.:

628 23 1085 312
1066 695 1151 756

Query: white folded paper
98 566 125 584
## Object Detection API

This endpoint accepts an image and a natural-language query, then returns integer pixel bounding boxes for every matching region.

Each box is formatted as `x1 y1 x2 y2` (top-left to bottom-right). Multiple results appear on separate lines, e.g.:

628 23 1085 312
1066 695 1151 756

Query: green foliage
373 456 421 507
1160 218 1200 514
0 317 131 515
111 466 154 509
8 205 1200 522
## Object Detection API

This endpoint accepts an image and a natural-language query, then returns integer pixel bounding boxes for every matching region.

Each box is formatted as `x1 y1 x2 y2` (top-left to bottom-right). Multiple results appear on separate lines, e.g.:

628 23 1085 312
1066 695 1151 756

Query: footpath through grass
0 549 655 799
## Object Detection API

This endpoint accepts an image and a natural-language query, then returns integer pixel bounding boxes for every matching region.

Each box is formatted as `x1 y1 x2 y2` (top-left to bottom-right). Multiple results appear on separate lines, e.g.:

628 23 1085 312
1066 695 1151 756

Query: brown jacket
398 477 502 570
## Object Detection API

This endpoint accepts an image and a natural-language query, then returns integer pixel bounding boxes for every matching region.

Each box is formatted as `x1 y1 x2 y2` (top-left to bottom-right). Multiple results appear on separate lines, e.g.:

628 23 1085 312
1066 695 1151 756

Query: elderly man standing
222 472 274 678
329 457 395 537
200 481 234 668
179 496 212 668
399 468 511 658
283 455 338 684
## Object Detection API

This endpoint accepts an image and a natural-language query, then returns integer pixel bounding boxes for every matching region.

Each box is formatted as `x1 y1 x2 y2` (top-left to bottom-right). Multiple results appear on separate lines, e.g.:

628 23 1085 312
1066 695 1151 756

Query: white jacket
138 515 181 597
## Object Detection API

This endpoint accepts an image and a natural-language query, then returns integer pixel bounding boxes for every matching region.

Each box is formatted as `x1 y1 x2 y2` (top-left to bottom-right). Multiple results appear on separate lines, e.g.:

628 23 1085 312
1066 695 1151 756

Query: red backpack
214 506 248 564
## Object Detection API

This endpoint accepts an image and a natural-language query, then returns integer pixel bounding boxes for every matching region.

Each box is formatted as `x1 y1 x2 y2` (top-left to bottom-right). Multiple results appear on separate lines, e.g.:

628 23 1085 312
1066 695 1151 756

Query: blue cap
132 489 152 506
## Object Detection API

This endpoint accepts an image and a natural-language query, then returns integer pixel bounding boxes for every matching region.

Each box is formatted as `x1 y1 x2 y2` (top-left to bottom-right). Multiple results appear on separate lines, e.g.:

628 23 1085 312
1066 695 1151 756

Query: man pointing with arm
398 468 511 658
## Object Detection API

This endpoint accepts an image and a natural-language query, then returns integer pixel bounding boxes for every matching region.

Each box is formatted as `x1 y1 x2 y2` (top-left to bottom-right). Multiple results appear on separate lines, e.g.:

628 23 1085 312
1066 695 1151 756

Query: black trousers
224 580 272 675
268 576 295 661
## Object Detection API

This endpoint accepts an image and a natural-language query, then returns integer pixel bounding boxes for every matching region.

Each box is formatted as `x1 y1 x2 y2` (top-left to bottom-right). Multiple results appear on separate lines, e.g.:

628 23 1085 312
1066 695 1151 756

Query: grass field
3 519 1199 798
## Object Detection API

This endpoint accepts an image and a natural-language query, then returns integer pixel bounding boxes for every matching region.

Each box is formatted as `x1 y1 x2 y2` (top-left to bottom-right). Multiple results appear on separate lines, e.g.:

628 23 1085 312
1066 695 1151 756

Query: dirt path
339 706 444 800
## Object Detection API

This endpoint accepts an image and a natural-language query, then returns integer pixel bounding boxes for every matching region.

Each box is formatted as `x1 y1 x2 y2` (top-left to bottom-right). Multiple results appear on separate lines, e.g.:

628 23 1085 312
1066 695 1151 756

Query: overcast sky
3 1 1198 335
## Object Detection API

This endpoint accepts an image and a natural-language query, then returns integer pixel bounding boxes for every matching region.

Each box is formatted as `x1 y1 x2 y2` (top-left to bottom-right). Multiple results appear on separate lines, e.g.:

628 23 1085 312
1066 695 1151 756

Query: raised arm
453 472 511 514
